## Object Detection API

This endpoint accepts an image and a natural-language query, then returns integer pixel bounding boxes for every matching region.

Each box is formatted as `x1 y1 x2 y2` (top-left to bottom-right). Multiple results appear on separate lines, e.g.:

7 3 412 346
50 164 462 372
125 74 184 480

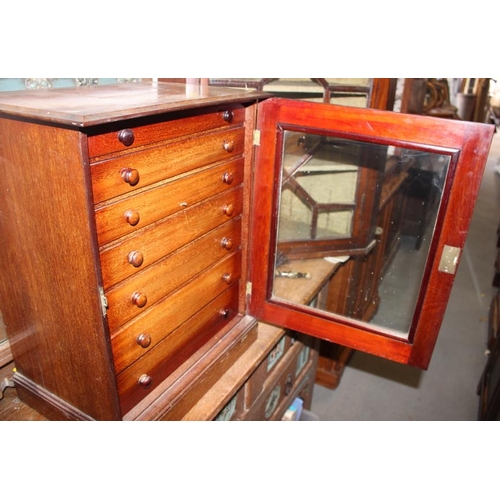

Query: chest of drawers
0 84 264 420
0 82 493 420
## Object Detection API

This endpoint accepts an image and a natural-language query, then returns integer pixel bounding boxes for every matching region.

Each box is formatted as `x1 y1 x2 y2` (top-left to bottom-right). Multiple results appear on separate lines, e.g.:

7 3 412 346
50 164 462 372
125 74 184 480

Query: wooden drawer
91 127 245 204
99 187 243 289
88 105 246 158
95 158 244 246
111 251 242 374
244 332 314 408
117 284 240 414
241 335 316 420
261 365 296 420
106 218 242 332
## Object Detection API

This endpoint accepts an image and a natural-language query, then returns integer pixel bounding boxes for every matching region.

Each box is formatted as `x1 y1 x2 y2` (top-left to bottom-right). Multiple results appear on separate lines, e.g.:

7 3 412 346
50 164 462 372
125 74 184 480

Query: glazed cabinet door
248 97 494 369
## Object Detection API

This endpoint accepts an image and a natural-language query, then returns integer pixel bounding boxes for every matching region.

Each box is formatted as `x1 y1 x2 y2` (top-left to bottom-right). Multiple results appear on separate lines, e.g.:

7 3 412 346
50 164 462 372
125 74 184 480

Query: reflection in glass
273 131 449 337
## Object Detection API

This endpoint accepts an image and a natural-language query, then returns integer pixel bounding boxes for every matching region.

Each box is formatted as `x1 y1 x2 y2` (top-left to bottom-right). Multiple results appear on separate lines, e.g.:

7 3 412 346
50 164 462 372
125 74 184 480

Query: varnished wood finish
0 82 263 420
91 127 245 205
125 315 258 420
249 97 494 369
0 118 121 420
94 158 244 246
0 340 12 368
110 252 242 373
99 187 244 288
368 78 397 111
117 284 241 414
0 363 47 421
0 83 268 127
105 219 242 332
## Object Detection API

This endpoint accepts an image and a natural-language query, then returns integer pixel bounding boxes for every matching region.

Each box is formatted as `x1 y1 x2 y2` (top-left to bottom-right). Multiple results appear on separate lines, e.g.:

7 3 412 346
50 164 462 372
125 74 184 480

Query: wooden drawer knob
221 237 233 251
125 209 140 226
222 172 234 185
219 308 230 319
223 204 234 216
222 273 233 285
223 140 234 153
132 292 147 308
118 129 135 147
121 168 140 186
222 110 234 123
136 333 152 348
138 374 153 389
128 250 144 268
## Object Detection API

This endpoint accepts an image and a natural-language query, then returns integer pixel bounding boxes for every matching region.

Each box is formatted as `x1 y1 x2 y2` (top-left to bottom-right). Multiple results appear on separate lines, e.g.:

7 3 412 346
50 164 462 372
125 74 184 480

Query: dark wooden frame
248 97 494 369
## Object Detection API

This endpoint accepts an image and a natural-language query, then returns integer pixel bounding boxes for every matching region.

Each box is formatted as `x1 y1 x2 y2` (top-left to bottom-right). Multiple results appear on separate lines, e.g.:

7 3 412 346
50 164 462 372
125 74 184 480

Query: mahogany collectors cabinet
0 82 494 420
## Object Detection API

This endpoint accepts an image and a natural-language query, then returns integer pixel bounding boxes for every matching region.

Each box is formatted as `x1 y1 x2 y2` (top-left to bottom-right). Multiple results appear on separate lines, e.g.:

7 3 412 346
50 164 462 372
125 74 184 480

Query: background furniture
477 219 500 420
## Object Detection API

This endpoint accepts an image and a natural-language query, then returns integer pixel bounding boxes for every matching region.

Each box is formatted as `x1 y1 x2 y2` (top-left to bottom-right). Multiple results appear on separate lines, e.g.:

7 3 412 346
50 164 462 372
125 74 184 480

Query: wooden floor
0 362 46 421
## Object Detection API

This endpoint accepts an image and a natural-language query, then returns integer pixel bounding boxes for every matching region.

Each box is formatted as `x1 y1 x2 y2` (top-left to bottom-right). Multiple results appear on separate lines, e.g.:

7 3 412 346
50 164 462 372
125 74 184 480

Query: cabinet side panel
0 118 120 420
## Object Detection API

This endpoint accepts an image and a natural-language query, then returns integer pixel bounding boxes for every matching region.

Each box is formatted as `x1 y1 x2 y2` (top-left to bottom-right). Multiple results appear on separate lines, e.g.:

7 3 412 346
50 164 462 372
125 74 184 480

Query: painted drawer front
262 366 296 420
241 332 317 420
117 284 240 414
111 251 241 374
95 158 244 246
105 218 241 332
88 105 245 158
244 334 294 407
99 187 243 289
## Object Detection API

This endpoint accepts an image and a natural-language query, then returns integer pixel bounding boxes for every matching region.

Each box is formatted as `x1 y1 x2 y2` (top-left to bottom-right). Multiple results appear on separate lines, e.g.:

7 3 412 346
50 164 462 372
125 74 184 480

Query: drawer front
244 334 294 407
88 106 246 158
111 250 241 374
241 334 316 421
117 284 240 415
106 218 242 332
95 158 244 246
263 370 296 420
91 127 245 204
100 186 243 289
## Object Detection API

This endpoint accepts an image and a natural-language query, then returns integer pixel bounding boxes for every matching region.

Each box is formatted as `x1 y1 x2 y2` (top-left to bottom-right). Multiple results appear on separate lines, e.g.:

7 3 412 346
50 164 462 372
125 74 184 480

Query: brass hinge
246 281 253 297
99 286 108 317
438 245 461 275
253 130 261 146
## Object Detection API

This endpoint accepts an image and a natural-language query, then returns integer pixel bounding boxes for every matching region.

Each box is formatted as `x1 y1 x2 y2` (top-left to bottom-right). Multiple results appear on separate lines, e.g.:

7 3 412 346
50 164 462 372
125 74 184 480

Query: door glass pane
273 130 450 336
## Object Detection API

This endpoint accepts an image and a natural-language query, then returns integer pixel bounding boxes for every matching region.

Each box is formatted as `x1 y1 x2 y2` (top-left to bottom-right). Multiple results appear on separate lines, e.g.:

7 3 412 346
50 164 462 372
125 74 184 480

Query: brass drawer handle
125 209 140 226
138 374 153 389
132 292 148 308
223 140 234 153
221 237 233 251
222 273 233 285
136 333 152 348
118 129 135 147
121 168 140 186
128 250 144 268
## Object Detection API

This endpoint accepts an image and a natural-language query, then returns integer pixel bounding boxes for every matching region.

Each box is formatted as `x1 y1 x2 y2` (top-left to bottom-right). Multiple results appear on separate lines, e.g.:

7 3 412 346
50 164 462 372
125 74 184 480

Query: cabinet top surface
0 82 267 127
